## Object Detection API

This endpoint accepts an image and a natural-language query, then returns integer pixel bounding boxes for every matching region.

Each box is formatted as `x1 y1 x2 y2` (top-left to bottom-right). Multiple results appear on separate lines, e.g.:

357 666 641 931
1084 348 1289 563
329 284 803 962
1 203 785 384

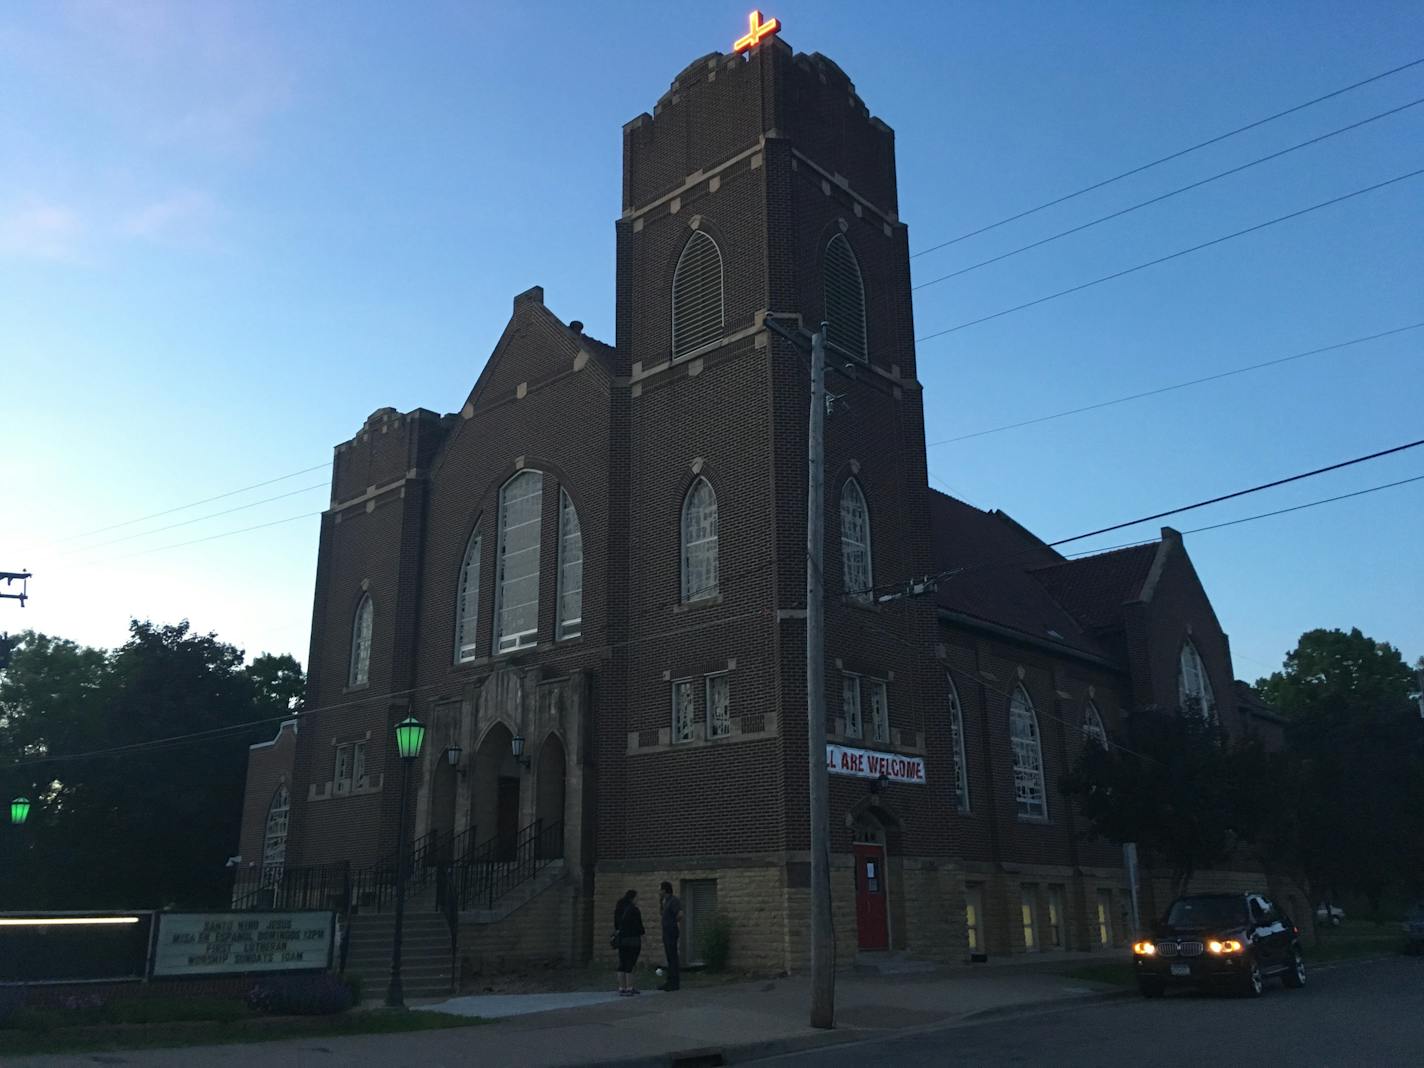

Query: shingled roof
927 491 1112 661
1029 542 1161 632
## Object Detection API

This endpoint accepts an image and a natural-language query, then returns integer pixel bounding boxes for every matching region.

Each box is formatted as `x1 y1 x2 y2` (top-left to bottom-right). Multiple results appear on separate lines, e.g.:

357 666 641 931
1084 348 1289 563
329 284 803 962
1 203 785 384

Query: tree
1060 708 1268 895
1256 628 1423 917
0 623 304 910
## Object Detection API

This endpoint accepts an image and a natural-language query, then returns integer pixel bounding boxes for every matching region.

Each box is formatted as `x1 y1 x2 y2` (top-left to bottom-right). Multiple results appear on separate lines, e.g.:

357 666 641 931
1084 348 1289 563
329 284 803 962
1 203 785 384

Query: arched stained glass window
840 478 872 602
1178 640 1216 718
681 477 719 602
495 470 543 653
349 594 372 687
557 490 583 640
454 531 481 663
949 676 970 813
261 785 289 889
1009 685 1048 820
1083 701 1108 748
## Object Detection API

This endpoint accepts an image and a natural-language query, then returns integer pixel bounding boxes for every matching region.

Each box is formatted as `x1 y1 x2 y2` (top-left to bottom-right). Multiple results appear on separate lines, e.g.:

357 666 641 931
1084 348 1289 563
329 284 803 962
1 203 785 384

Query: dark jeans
662 931 680 989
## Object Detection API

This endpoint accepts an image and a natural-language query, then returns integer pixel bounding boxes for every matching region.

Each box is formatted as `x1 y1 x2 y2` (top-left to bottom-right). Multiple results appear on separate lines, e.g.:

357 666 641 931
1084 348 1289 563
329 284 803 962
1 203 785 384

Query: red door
854 843 889 950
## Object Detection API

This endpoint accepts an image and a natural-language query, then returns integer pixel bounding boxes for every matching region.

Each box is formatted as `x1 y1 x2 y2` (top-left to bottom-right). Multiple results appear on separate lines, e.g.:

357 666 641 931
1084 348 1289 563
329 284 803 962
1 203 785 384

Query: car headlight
1207 939 1243 954
1132 941 1157 956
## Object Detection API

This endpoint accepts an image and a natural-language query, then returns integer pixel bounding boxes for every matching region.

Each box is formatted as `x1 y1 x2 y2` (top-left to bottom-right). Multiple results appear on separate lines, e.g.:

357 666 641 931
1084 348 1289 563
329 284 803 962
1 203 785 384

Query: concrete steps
461 861 567 924
853 951 940 976
344 913 455 998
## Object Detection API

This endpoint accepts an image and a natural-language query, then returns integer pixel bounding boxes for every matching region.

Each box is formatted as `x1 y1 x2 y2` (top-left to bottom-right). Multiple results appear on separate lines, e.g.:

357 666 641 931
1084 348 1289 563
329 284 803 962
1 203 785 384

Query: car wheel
1240 957 1265 998
1139 979 1164 999
1283 951 1306 989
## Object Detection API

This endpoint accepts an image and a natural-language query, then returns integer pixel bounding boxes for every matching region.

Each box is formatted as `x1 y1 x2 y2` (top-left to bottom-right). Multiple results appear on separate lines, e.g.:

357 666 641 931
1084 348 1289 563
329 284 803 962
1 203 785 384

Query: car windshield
1165 897 1247 929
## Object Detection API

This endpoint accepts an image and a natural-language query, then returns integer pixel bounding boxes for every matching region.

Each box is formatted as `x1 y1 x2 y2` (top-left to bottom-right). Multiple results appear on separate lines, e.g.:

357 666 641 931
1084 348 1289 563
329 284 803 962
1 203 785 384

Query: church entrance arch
473 723 521 862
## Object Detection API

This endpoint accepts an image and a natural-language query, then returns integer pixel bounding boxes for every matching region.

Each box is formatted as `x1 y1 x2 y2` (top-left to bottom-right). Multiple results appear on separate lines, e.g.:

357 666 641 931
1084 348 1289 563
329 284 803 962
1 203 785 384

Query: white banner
152 911 333 977
826 744 927 784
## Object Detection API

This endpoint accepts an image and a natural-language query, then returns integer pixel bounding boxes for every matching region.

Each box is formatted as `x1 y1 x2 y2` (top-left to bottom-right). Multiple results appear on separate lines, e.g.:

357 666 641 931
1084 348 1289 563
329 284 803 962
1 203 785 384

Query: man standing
659 880 683 991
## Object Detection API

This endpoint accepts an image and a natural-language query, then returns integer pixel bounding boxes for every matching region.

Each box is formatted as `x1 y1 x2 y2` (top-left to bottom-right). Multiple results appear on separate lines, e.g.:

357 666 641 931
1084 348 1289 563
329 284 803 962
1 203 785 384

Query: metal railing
444 819 564 913
231 862 350 913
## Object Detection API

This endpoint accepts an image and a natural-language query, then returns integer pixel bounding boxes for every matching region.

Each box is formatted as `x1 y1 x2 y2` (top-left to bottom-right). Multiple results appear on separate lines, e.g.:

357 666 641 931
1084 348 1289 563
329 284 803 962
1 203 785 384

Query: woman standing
613 888 645 996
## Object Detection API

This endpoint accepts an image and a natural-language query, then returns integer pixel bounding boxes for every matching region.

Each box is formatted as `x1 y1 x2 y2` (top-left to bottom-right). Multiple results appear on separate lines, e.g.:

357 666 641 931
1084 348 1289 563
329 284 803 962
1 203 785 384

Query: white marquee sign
152 911 333 977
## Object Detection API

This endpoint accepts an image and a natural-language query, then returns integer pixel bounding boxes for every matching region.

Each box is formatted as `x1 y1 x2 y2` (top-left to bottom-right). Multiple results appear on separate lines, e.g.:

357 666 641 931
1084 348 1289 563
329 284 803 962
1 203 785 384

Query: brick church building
236 20 1296 980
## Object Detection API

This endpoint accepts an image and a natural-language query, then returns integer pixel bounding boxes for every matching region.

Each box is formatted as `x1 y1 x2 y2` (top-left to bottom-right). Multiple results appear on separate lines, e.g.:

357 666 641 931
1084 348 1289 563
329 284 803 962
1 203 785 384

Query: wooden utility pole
806 323 835 1029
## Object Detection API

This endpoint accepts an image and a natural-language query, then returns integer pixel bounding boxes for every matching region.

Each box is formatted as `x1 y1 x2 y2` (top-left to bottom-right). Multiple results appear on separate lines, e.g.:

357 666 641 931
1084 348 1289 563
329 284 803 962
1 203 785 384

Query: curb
586 1027 868 1067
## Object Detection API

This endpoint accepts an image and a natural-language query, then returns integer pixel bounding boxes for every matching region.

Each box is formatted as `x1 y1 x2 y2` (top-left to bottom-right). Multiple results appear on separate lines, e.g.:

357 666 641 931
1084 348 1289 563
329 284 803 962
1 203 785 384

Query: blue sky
2 0 1421 678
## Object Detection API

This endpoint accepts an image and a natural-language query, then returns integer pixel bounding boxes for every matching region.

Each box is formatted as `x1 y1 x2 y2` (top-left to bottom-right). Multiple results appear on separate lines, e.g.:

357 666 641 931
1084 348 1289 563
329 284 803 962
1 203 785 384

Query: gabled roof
928 491 1112 661
1029 542 1160 632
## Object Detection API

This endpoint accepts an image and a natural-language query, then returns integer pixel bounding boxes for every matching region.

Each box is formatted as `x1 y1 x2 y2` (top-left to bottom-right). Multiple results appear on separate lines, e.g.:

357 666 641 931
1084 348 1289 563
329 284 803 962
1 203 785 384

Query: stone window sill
673 594 723 614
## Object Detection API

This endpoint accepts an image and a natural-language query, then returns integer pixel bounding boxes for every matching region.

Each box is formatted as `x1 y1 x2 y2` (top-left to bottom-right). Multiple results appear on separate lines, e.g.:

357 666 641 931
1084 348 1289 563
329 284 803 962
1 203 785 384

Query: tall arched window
454 530 481 663
840 477 872 601
681 477 719 602
261 785 289 889
349 594 372 687
1083 701 1108 749
824 233 867 361
1009 685 1048 820
948 676 970 813
494 470 543 653
557 490 583 640
1178 639 1216 718
672 230 724 359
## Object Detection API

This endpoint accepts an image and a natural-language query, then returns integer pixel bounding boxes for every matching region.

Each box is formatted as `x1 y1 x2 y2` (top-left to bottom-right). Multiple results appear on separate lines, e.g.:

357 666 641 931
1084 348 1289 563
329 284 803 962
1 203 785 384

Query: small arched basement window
672 231 725 359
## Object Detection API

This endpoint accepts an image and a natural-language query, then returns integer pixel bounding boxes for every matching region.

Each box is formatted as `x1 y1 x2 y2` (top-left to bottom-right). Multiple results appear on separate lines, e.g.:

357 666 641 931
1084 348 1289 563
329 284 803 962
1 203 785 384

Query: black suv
1133 892 1306 998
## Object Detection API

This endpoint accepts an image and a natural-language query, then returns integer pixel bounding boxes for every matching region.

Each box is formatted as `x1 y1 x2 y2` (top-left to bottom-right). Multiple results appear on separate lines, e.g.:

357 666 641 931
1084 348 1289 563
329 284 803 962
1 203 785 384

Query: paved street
754 956 1424 1067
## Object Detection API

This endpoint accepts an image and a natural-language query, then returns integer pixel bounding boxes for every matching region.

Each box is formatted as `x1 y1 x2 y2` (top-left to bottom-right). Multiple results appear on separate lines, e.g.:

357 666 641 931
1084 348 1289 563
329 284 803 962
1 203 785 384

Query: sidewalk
5 960 1128 1068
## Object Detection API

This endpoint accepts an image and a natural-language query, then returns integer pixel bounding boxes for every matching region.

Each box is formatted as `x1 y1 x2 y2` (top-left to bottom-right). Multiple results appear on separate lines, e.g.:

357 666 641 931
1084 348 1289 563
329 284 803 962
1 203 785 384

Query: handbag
609 930 620 950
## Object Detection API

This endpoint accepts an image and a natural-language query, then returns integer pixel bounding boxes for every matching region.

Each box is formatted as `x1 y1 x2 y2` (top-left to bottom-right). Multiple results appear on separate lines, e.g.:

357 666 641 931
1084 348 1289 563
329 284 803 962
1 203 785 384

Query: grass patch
1060 962 1135 987
1309 920 1405 964
0 1007 485 1056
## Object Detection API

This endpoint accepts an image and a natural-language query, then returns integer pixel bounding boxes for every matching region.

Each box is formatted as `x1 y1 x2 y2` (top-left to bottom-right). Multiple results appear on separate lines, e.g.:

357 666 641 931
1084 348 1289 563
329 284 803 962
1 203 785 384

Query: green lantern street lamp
10 797 30 826
394 717 427 761
387 716 426 1008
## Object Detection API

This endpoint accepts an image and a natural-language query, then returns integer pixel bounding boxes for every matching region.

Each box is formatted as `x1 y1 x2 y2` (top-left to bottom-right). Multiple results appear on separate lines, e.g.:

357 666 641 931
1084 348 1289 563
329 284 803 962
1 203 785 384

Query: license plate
1170 963 1191 977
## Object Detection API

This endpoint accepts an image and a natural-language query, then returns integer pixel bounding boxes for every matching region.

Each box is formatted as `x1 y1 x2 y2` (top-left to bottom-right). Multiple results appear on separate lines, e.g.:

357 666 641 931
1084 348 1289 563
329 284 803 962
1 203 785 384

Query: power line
912 97 1424 293
1046 437 1424 548
855 436 1424 599
54 463 329 545
926 323 1424 447
80 510 327 565
1179 472 1424 536
914 168 1424 343
65 482 329 555
910 55 1424 259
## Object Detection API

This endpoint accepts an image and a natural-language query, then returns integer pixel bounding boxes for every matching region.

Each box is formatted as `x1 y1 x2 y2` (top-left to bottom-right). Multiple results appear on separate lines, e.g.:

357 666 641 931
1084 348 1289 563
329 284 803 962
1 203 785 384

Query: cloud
0 202 86 262
118 190 217 243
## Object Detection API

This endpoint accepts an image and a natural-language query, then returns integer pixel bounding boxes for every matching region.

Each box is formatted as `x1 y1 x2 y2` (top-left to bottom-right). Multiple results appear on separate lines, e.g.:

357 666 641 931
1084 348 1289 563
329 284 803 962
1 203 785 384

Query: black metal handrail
445 819 564 913
231 861 350 913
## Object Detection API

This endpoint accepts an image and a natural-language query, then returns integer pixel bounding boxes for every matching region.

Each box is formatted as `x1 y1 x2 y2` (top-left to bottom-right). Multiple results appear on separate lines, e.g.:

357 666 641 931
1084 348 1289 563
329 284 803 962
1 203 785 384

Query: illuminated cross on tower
733 10 781 54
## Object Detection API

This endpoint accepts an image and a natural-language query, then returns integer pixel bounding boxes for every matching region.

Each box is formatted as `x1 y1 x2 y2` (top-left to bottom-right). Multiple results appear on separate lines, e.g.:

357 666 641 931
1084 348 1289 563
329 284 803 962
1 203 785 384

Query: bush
247 974 354 1016
698 914 733 972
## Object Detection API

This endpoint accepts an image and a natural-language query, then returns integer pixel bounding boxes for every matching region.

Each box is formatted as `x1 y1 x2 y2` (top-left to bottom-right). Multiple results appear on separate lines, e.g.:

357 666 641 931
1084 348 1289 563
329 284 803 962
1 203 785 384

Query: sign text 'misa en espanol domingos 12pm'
151 911 334 978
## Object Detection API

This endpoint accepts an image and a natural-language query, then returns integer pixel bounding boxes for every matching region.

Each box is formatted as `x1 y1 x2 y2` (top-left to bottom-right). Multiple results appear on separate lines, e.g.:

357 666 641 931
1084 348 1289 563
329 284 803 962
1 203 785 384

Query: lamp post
386 716 426 1008
10 797 30 826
